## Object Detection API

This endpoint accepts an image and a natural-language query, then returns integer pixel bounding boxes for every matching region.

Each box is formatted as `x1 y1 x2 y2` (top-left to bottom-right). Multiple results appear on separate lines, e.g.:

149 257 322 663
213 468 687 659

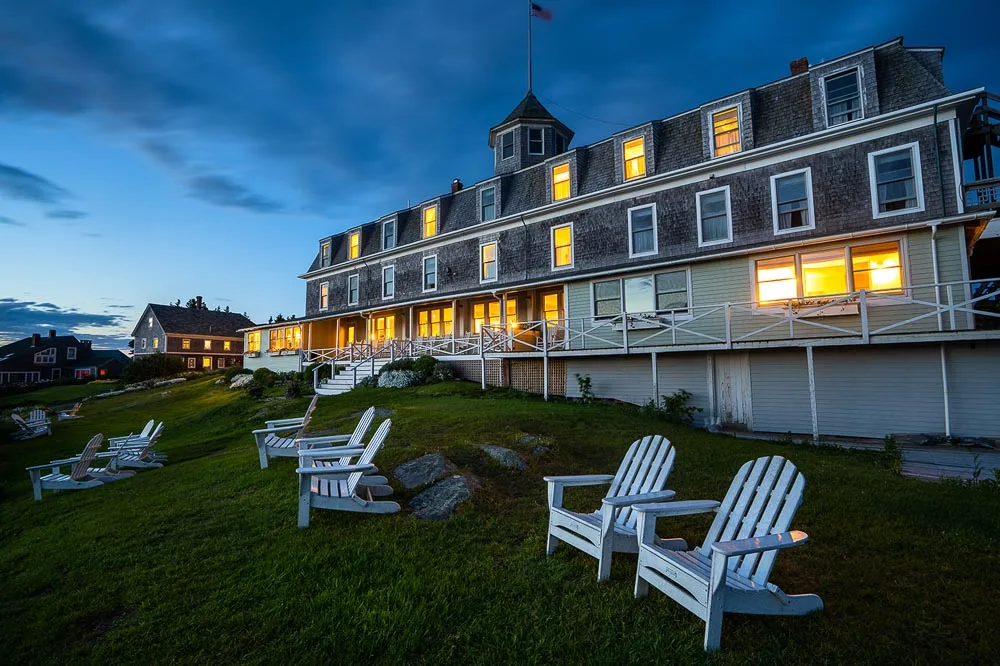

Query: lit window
99 369 106 377
321 242 330 267
623 138 645 180
373 316 395 342
148 317 153 328
224 341 231 351
712 108 741 157
825 69 862 126
247 332 260 352
348 275 359 306
552 224 573 269
66 347 77 360
594 280 621 318
218 358 226 369
528 127 543 155
473 301 501 333
423 255 437 291
320 282 329 309
697 187 732 245
382 220 396 250
187 358 196 369
628 205 657 257
204 340 212 350
756 256 798 304
801 250 847 298
506 298 518 329
772 169 814 233
423 206 437 238
552 163 570 201
543 293 561 322
349 231 360 259
418 307 453 337
382 265 395 299
851 242 902 293
871 146 922 215
500 131 514 159
182 339 191 350
153 337 159 349
481 187 496 221
202 357 212 369
480 242 497 282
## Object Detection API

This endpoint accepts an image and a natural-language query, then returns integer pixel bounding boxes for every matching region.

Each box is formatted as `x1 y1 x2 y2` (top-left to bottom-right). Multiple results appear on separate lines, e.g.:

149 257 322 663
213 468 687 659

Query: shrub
430 362 454 383
284 382 302 399
120 354 186 385
253 368 276 388
379 357 416 374
575 374 594 404
641 389 703 425
224 366 250 382
305 362 332 382
413 355 437 376
247 382 264 399
378 370 423 388
356 375 379 389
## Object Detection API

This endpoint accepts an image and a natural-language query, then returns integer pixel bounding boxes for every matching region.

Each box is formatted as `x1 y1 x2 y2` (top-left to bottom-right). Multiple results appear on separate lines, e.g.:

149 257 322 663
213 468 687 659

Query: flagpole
527 0 533 92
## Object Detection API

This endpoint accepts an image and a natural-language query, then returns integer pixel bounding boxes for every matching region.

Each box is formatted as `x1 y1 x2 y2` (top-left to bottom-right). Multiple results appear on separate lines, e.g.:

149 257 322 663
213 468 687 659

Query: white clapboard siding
564 357 656 405
748 350 813 435
945 341 1000 438
656 354 711 426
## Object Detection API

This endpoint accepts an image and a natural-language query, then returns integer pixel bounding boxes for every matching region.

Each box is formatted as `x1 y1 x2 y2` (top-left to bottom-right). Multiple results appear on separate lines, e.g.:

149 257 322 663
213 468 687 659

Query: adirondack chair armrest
296 463 375 476
265 417 305 427
26 461 67 471
601 490 677 508
631 500 721 517
710 530 809 558
295 434 352 446
543 474 615 487
298 446 366 459
252 424 301 435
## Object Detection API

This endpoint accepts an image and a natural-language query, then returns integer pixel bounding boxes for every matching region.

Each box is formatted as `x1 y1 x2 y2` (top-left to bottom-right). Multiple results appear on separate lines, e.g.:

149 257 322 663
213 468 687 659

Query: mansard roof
488 90 574 147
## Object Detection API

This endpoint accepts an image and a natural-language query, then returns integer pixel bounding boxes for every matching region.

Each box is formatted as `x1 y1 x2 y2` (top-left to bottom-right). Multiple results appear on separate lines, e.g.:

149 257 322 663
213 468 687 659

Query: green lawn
1 377 996 664
0 382 117 410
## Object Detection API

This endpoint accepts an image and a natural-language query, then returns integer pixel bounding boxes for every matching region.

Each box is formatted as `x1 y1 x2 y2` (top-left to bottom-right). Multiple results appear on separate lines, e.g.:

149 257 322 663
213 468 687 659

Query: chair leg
257 443 269 470
597 504 616 581
297 475 311 528
546 528 559 555
597 546 613 581
634 569 650 598
30 471 42 501
704 551 728 651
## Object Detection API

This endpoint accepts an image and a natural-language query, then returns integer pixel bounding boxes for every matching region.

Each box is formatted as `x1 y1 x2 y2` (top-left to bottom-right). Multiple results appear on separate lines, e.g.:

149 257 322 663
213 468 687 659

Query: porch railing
965 177 1000 211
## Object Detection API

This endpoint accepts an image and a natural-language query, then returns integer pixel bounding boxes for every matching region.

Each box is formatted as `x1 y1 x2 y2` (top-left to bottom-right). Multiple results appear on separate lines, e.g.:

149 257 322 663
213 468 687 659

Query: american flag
531 3 552 20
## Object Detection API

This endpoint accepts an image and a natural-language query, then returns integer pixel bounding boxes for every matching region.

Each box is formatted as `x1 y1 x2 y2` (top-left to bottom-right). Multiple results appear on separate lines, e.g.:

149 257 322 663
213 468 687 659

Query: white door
714 353 752 429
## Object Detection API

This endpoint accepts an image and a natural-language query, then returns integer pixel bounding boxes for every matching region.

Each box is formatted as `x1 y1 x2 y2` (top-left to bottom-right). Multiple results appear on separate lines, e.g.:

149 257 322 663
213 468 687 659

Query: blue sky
1 0 997 348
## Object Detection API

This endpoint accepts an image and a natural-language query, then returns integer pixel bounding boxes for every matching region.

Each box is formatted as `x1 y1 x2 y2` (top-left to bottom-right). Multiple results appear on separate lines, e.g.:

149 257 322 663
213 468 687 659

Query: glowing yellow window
552 163 571 201
247 332 260 352
423 206 437 238
430 309 441 336
756 256 798 304
552 225 573 268
418 311 429 337
224 341 231 351
373 315 395 342
204 340 212 350
852 242 902 293
801 250 847 298
442 307 453 335
713 108 741 157
473 302 500 334
202 357 212 369
349 231 360 259
543 293 561 322
506 298 517 329
623 138 646 180
182 339 190 350
293 326 301 348
152 337 159 349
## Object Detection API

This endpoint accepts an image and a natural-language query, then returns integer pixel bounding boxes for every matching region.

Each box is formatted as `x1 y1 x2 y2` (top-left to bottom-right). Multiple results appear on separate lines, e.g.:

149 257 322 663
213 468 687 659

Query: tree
127 339 135 349
173 299 181 306
224 305 230 313
185 297 208 310
274 313 285 323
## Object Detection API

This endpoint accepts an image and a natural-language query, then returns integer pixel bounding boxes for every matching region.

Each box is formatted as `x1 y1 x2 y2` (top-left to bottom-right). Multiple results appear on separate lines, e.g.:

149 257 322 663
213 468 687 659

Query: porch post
940 343 951 437
335 319 340 353
307 322 313 352
542 320 549 401
651 351 659 407
452 298 458 355
408 305 414 342
806 346 819 443
706 354 716 425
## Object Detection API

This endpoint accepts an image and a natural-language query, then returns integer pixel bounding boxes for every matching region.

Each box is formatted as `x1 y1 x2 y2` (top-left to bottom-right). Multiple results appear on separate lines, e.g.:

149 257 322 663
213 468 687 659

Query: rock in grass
410 475 472 520
392 453 456 489
230 374 255 389
352 408 393 419
481 445 528 470
518 434 541 444
530 445 550 457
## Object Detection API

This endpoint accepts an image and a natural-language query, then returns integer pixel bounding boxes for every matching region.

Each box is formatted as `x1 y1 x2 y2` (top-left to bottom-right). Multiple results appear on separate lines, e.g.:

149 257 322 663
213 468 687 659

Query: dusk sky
1 0 997 348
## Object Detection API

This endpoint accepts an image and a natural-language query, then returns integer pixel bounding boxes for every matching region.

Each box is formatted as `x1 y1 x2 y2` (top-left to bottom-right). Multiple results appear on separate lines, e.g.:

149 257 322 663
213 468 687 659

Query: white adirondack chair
27 409 50 426
115 423 166 469
57 403 84 421
24 434 127 500
251 395 320 468
544 435 678 580
296 419 399 527
632 455 823 652
11 413 50 439
109 419 156 448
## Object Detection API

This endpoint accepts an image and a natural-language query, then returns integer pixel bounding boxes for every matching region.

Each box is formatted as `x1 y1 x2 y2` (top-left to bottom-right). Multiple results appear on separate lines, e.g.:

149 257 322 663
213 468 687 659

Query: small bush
378 370 423 388
253 368 276 388
575 374 594 404
413 355 437 376
243 379 263 399
305 362 332 382
379 357 416 374
430 363 454 383
120 354 186 385
284 382 302 399
641 389 703 425
356 375 379 389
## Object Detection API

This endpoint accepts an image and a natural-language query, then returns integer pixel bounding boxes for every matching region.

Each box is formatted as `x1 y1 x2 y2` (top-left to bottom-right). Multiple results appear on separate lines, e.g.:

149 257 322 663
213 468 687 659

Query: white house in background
241 321 304 373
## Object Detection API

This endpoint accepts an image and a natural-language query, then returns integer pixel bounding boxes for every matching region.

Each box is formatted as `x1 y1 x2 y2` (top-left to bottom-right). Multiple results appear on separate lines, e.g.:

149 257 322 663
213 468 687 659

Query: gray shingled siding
875 45 951 113
906 49 947 87
752 77 814 146
133 308 166 356
304 123 960 318
654 112 703 174
544 150 579 202
700 91 754 160
809 50 880 131
577 140 616 194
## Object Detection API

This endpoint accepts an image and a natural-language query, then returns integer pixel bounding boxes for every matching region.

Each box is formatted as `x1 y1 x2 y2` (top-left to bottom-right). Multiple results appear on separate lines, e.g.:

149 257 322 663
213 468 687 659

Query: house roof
0 334 82 361
144 304 255 337
488 90 574 147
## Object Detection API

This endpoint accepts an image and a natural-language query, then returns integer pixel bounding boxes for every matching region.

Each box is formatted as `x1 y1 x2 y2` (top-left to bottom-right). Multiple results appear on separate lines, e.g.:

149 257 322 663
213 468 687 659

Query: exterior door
714 352 752 429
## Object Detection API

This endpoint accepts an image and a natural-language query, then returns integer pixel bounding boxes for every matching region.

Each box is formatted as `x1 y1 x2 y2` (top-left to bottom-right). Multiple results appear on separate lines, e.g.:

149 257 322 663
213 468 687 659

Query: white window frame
187 358 196 369
479 241 498 284
867 142 925 219
710 105 742 159
622 136 647 181
148 317 153 329
550 222 574 271
34 348 57 364
822 66 864 128
347 229 361 260
381 218 396 251
319 281 329 311
204 339 212 350
696 185 733 247
770 167 816 236
627 203 658 258
320 240 331 267
527 126 544 155
588 268 693 321
382 265 395 300
551 162 571 202
480 185 497 222
422 254 438 293
217 358 226 369
422 204 439 239
66 347 77 360
348 274 359 306
499 130 514 160
141 338 147 350
153 337 159 350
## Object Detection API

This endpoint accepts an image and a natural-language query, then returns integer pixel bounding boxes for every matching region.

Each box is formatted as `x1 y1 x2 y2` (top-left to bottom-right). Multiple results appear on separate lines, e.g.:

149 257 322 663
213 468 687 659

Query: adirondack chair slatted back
294 395 321 439
697 456 805 585
70 434 104 481
70 403 82 416
346 419 391 497
139 423 165 458
138 419 155 439
29 409 47 423
606 435 675 530
337 407 375 465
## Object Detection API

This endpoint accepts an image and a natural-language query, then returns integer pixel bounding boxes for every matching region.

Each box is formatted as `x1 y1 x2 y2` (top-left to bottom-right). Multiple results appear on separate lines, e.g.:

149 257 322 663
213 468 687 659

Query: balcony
964 178 1000 212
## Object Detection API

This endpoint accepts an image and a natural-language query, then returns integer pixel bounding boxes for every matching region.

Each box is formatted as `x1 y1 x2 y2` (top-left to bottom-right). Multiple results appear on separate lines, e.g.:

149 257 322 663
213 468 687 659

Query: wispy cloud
46 209 88 219
0 216 26 227
0 162 71 205
187 174 284 213
82 232 103 238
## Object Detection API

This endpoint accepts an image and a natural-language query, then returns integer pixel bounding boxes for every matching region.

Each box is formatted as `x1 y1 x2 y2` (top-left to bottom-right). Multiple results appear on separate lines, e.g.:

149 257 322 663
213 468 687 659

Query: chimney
31 333 41 346
451 178 463 193
789 57 809 76
48 329 56 338
196 295 203 309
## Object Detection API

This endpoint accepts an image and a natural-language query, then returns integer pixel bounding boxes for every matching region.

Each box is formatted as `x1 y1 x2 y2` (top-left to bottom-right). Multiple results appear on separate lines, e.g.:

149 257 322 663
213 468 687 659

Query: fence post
725 304 732 349
480 330 486 390
859 290 869 343
787 299 794 338
542 320 549 401
313 365 320 392
806 346 819 444
622 313 630 354
670 310 676 346
947 285 956 331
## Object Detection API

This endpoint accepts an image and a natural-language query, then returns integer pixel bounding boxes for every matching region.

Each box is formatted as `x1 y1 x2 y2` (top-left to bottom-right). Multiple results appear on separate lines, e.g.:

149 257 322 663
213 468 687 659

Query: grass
1 377 997 664
0 382 116 410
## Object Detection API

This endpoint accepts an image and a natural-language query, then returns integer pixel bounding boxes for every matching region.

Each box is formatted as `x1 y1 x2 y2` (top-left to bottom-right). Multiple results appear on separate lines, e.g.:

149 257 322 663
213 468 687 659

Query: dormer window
481 187 496 221
623 138 646 180
528 128 544 155
320 242 330 267
824 69 862 126
500 131 514 160
348 231 360 259
423 206 438 238
552 163 571 201
712 108 741 157
382 219 396 250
